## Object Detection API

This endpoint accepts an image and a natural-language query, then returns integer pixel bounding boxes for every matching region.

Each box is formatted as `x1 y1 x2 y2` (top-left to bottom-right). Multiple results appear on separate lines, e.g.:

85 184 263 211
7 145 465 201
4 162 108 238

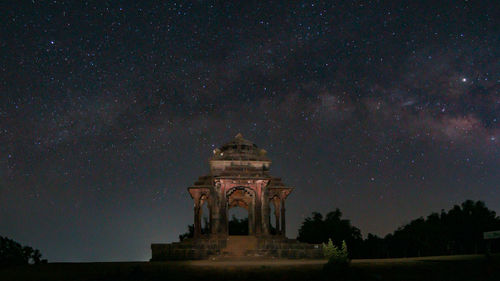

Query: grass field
1 254 499 281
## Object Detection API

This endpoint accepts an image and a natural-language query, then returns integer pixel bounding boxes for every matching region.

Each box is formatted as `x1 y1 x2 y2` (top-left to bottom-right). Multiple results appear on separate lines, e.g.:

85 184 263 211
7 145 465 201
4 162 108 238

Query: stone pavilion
151 134 322 260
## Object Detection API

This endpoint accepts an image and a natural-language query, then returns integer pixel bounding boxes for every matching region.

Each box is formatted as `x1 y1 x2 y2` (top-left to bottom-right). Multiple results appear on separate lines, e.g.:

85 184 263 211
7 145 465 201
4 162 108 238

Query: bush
323 239 350 273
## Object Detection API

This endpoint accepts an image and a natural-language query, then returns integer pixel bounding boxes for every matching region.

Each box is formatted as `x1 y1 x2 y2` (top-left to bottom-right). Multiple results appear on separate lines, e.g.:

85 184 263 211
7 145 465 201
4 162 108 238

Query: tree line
178 199 500 258
0 236 46 267
179 215 253 240
297 200 500 258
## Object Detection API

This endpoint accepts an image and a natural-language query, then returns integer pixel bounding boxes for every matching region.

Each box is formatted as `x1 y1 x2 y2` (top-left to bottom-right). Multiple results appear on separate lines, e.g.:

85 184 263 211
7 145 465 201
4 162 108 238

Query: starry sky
1 1 499 262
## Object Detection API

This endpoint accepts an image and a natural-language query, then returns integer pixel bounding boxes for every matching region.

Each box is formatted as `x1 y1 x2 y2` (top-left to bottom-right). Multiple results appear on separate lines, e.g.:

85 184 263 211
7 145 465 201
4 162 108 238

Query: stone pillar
254 188 263 235
220 186 228 236
280 198 286 237
194 198 201 238
262 195 270 235
273 199 281 235
210 200 219 235
248 201 254 235
211 184 220 235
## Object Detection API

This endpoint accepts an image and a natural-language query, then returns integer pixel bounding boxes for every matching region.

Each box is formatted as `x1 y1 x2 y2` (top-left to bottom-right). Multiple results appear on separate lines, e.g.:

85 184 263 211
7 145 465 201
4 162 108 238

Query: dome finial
235 133 243 139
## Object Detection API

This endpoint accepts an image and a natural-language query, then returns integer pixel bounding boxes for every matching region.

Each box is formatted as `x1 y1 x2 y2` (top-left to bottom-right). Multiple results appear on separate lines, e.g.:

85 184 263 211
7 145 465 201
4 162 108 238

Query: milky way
1 1 499 261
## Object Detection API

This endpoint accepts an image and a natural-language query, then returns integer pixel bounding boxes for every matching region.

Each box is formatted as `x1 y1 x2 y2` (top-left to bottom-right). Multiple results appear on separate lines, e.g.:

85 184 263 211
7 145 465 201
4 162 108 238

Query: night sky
1 1 499 262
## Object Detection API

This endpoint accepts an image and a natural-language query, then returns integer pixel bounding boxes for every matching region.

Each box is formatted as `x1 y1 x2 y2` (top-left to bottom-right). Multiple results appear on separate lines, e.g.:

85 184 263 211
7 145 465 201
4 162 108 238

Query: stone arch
226 186 254 198
226 186 254 209
226 186 255 234
193 193 211 237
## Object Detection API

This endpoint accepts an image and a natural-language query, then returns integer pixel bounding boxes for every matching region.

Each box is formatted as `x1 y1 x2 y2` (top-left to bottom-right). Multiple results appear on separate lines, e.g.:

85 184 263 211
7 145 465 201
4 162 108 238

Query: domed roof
211 133 270 161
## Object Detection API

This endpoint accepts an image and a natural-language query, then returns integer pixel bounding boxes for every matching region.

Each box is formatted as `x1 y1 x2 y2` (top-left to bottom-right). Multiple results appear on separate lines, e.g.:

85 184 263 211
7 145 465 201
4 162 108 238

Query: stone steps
211 236 323 260
221 236 258 257
152 236 324 260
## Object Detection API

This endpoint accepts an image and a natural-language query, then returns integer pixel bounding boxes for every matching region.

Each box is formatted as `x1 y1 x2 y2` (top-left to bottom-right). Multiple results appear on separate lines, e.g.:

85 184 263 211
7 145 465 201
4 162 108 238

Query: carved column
248 200 254 235
210 182 220 235
194 197 201 238
262 194 270 235
254 194 261 235
273 198 281 235
280 198 286 237
208 192 219 235
254 184 263 235
220 184 228 236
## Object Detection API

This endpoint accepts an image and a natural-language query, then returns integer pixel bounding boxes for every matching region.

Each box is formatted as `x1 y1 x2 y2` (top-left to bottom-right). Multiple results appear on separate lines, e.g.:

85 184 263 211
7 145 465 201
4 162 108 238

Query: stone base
151 238 226 261
251 238 323 259
151 236 323 261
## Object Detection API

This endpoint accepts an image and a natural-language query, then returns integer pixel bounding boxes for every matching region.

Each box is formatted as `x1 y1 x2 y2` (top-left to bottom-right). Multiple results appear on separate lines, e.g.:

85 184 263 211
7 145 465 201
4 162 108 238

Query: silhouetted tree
178 218 210 241
297 209 363 257
360 200 500 258
299 200 500 259
228 216 248 235
179 224 195 241
179 216 250 240
0 236 45 267
360 233 388 258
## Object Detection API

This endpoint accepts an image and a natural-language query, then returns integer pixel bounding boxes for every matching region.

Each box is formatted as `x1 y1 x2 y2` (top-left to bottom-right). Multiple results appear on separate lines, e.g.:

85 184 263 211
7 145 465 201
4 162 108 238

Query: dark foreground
1 254 499 281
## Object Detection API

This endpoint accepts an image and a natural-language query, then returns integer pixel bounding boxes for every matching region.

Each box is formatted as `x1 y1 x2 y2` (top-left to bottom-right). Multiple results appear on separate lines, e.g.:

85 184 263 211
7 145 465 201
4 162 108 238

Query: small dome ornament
209 133 269 161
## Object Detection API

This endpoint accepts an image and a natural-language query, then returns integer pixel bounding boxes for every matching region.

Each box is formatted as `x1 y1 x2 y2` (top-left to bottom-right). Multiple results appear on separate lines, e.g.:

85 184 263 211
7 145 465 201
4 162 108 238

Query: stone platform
151 236 323 261
151 238 226 261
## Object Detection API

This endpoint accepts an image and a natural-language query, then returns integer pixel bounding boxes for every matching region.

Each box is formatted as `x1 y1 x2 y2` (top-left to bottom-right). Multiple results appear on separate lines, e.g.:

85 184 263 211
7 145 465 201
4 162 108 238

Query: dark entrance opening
228 207 249 235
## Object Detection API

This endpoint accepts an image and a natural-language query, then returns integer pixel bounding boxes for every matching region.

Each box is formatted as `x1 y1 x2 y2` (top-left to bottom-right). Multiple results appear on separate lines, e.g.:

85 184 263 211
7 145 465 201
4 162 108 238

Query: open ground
2 254 499 281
